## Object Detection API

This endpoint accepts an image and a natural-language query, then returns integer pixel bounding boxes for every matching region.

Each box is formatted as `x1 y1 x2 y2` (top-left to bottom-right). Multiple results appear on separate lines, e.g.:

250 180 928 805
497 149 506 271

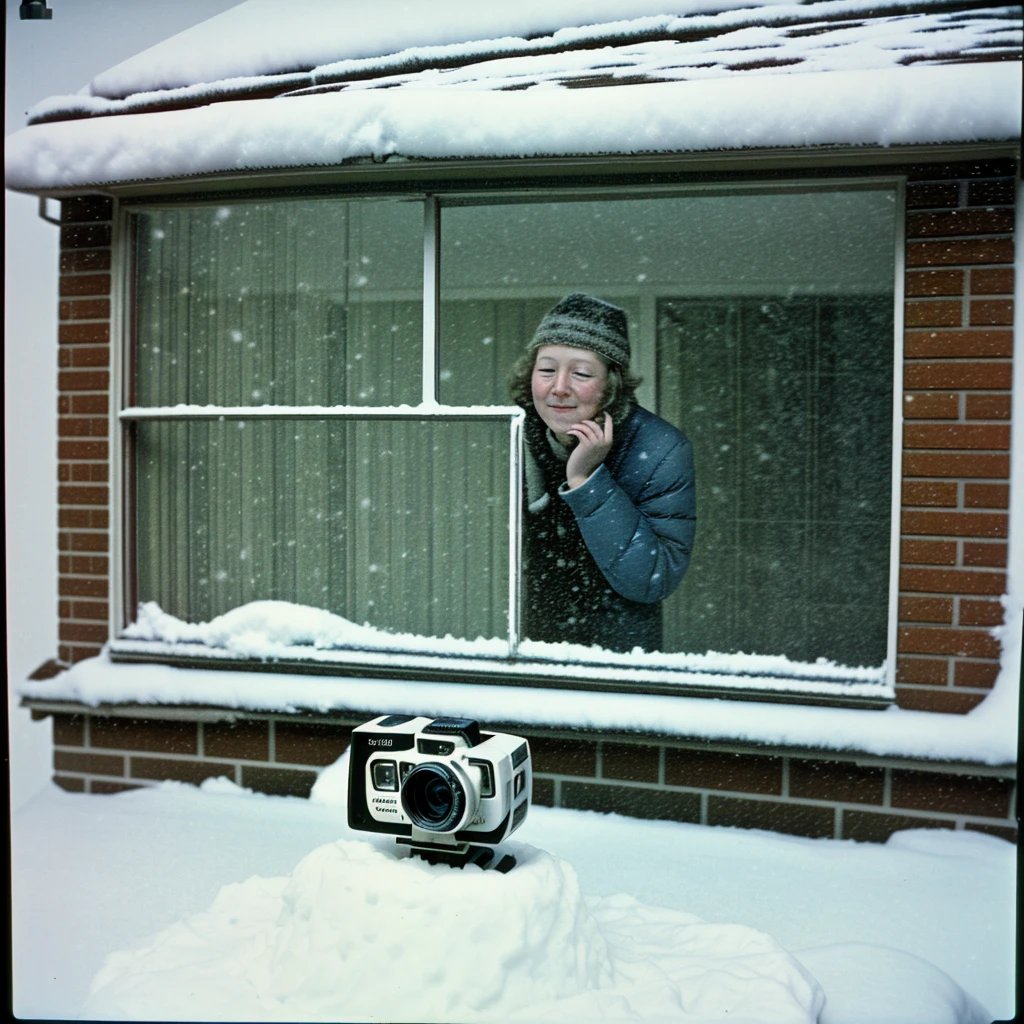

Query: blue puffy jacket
523 405 696 653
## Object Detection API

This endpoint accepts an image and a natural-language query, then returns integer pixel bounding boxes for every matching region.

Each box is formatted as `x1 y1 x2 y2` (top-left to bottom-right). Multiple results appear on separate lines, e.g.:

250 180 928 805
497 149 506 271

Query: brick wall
898 160 1016 712
56 195 114 667
39 709 1017 843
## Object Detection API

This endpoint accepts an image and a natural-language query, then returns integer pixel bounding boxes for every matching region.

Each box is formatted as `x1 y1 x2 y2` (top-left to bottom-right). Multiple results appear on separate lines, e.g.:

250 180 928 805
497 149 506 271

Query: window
116 183 900 703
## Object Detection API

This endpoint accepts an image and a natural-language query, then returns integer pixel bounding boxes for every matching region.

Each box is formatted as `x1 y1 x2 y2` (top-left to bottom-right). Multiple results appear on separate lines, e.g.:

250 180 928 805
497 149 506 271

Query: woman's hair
508 349 643 425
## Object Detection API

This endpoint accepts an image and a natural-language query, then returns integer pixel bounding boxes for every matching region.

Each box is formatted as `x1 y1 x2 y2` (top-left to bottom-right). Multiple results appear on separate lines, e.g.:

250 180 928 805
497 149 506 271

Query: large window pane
135 419 510 643
440 190 896 666
135 199 422 407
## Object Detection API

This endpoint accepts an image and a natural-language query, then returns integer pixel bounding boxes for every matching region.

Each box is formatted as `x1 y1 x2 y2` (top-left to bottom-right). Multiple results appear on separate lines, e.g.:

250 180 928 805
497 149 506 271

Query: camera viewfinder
469 758 495 798
371 760 399 791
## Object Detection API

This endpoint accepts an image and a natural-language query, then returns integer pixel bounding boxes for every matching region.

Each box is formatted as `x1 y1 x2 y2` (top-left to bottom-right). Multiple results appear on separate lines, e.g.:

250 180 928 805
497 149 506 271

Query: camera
348 715 532 871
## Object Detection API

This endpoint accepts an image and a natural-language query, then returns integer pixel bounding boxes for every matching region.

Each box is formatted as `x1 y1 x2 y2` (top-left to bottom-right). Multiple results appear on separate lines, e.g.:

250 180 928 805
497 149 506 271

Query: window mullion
422 195 440 404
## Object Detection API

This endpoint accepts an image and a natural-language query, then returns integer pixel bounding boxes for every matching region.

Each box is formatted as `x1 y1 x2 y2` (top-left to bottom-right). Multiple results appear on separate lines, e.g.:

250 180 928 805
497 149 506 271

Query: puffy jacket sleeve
559 438 695 604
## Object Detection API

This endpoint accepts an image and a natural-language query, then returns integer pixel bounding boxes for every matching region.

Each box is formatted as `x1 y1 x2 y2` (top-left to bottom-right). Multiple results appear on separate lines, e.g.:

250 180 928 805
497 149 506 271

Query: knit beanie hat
529 293 630 368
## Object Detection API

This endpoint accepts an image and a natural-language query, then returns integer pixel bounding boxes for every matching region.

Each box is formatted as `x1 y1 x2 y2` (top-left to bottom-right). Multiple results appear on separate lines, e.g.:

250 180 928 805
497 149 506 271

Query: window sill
107 639 893 709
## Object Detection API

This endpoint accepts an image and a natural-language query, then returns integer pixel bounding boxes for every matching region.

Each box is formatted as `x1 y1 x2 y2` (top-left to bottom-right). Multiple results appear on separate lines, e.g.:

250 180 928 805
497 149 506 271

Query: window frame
109 174 906 708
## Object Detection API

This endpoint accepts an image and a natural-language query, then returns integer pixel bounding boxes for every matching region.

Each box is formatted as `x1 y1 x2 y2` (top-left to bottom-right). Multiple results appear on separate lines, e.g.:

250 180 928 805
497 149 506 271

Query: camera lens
401 763 466 832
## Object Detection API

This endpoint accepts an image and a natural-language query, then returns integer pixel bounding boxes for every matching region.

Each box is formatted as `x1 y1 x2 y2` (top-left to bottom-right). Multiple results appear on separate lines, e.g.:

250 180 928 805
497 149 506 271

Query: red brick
59 622 108 643
900 539 957 565
61 196 114 223
962 542 1007 567
958 599 1004 627
59 508 109 529
898 596 953 623
969 299 1013 326
59 417 108 438
58 484 108 506
965 394 1011 420
904 330 1012 358
789 760 884 804
964 483 1009 509
59 577 107 598
59 322 109 345
130 757 232 786
59 599 72 617
896 657 948 685
707 797 833 839
970 268 1015 294
906 182 959 209
54 776 86 793
53 714 85 746
894 687 986 713
58 395 70 414
526 736 597 777
69 599 108 621
59 298 110 320
903 362 1012 391
274 721 352 767
843 811 954 843
902 453 1009 478
58 441 108 460
905 270 964 297
59 272 111 296
907 238 1014 267
205 721 270 761
967 179 1015 206
902 393 958 419
901 481 956 507
240 765 319 799
601 743 660 783
898 626 1000 658
954 659 1001 687
55 750 124 775
60 250 111 273
665 749 782 795
66 463 109 482
907 209 1015 238
60 223 111 249
891 770 1012 817
964 823 1017 843
70 394 109 414
67 554 108 575
901 511 1007 538
90 781 145 795
904 300 962 328
562 782 700 823
67 532 108 552
900 567 1006 594
64 345 110 369
904 424 1010 450
58 370 110 392
92 717 198 755
68 645 103 664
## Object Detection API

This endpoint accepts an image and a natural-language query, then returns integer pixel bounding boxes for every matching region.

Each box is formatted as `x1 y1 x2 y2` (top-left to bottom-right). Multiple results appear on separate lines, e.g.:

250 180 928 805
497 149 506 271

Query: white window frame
109 177 905 707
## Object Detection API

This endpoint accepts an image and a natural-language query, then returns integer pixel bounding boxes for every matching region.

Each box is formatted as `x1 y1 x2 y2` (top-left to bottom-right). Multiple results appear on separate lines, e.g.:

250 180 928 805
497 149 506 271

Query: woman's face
531 344 609 438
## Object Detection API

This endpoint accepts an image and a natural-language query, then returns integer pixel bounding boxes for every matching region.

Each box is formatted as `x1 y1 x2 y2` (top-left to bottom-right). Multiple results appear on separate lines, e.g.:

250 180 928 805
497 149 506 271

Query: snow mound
85 839 824 1022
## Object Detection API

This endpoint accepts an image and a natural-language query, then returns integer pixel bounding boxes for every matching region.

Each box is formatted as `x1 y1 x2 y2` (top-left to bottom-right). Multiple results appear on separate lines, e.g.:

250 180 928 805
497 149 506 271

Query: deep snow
11 753 1014 1022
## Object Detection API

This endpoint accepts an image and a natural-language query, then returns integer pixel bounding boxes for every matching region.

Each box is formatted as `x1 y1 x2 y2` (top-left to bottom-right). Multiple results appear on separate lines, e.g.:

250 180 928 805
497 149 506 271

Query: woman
509 293 696 654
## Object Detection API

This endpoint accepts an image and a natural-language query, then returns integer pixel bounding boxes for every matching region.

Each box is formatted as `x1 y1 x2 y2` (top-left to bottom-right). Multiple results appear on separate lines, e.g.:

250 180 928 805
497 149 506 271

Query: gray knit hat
529 293 630 368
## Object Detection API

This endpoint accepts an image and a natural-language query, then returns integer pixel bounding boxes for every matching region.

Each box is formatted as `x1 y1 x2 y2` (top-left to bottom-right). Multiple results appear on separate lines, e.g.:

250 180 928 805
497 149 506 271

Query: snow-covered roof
5 0 1022 191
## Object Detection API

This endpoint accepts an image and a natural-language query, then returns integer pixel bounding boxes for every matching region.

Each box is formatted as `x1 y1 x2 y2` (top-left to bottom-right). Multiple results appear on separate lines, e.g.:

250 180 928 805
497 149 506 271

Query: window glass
135 199 422 407
135 418 509 641
440 190 896 666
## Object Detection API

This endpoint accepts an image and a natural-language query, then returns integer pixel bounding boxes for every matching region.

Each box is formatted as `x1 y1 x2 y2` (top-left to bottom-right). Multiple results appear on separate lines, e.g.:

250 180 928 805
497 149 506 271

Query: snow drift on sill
6 63 1021 192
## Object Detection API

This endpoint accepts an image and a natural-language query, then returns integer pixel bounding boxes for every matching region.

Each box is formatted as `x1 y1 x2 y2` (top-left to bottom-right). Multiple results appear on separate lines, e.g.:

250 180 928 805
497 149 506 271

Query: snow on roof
4 0 1020 191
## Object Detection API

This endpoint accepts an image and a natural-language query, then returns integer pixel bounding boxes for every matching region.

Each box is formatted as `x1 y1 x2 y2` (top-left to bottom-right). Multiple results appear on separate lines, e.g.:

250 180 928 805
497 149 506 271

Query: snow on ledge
19 640 1017 765
6 62 1020 192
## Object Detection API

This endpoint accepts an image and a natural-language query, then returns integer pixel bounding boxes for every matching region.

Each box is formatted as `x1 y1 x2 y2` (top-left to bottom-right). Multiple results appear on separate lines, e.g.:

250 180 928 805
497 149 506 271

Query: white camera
347 715 532 870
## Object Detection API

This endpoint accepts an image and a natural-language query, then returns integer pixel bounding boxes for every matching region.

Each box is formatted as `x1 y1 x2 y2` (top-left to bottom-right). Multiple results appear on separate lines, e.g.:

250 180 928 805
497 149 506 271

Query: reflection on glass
441 190 896 666
135 419 510 643
135 199 422 407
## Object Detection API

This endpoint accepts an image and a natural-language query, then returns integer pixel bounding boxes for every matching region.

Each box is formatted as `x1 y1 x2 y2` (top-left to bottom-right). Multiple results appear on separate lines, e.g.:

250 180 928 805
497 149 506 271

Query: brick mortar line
536 772 1016 820
72 748 328 773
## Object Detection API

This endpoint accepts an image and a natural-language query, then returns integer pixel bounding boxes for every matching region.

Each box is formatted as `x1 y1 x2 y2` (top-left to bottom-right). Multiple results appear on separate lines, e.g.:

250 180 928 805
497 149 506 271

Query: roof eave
9 140 1021 201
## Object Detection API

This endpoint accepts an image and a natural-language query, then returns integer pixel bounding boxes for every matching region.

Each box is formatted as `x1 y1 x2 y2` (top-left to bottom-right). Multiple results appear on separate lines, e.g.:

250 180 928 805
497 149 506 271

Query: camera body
348 715 532 852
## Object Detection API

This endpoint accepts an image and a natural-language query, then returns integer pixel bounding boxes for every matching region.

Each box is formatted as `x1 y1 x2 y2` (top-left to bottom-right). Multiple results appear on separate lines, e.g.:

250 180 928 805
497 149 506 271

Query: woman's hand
565 412 613 490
